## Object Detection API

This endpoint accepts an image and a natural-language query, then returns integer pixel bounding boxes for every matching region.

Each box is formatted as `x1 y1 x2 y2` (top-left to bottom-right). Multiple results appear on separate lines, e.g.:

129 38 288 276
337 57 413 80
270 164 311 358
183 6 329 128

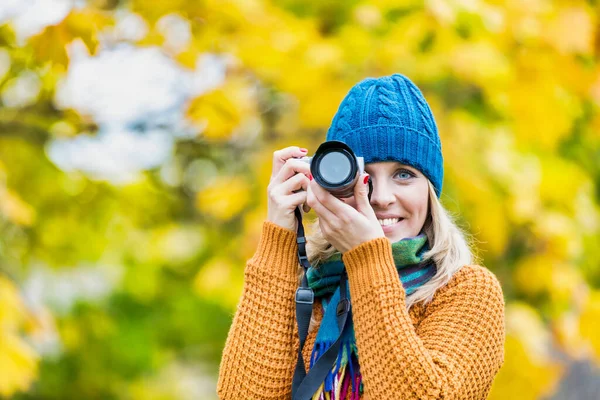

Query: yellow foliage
59 319 82 351
489 302 563 399
378 12 436 74
137 225 206 266
532 211 582 259
442 110 482 167
0 333 39 396
126 361 212 400
574 184 600 234
336 25 376 66
186 77 257 140
304 41 344 70
538 157 588 215
353 4 383 29
28 9 111 66
195 175 251 220
579 290 600 363
450 40 512 89
514 254 583 313
470 194 509 257
552 311 589 359
505 77 580 150
513 254 555 297
193 258 243 310
543 6 595 55
500 0 553 44
0 277 39 396
443 114 509 256
489 335 562 400
130 0 189 24
234 3 320 83
0 277 24 330
295 79 348 128
0 187 36 226
124 263 161 302
485 129 544 223
507 302 552 363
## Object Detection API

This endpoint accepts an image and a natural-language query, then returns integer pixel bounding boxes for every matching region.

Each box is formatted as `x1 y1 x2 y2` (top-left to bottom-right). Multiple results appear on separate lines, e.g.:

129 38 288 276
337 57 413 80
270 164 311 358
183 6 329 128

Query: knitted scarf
305 233 437 400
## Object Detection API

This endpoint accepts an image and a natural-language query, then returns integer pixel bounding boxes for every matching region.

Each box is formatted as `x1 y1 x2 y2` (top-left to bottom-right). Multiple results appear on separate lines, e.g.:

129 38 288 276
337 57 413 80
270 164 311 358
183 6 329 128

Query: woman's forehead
365 161 418 172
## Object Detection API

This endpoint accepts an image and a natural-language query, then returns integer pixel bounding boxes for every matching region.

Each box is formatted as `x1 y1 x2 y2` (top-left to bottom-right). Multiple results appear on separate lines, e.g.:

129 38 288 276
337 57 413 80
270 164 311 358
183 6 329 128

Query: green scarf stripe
391 235 428 266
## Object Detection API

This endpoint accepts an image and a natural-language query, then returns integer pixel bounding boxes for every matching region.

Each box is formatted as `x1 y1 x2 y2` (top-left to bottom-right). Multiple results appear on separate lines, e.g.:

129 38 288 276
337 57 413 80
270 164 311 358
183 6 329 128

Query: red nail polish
300 148 308 153
309 174 313 181
363 175 369 184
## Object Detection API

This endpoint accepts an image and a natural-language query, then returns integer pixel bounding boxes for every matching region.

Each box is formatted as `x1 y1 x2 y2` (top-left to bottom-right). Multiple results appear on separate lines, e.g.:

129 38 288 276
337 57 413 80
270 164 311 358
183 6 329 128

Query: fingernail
363 175 369 184
309 174 313 181
300 148 308 153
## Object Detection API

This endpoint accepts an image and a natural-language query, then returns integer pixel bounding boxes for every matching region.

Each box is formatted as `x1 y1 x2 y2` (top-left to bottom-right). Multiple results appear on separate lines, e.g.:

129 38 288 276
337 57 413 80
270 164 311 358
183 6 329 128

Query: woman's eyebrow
365 162 405 172
365 165 422 178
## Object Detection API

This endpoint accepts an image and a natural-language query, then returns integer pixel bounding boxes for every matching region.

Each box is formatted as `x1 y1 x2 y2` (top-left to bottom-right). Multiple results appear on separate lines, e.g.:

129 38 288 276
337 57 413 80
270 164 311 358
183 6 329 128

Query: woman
217 74 505 399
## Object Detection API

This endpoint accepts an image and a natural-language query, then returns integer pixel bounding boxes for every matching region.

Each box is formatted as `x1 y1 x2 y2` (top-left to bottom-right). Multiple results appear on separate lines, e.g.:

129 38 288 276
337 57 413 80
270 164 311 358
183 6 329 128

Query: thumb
354 173 372 214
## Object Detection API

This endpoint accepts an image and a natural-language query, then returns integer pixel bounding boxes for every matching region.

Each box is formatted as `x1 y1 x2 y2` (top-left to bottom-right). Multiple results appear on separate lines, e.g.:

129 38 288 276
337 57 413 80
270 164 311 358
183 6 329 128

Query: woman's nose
369 180 395 208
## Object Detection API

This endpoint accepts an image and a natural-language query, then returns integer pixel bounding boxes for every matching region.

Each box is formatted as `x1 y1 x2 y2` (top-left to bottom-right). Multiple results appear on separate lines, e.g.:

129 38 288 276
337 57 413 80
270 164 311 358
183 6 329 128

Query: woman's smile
378 217 404 232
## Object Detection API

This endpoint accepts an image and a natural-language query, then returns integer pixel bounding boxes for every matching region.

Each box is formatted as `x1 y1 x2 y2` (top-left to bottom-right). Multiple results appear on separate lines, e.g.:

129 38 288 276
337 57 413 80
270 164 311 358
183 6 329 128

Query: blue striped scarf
306 233 436 399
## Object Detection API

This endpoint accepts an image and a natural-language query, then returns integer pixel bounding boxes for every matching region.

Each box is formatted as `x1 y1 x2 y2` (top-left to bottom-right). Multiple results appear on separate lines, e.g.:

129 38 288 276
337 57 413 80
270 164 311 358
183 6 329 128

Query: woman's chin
381 218 403 240
382 222 420 242
384 230 403 242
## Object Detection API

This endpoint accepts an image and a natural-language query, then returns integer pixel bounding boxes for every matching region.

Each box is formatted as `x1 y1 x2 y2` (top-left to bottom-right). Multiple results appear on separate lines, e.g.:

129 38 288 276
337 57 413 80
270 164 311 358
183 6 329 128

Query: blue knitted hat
326 73 443 197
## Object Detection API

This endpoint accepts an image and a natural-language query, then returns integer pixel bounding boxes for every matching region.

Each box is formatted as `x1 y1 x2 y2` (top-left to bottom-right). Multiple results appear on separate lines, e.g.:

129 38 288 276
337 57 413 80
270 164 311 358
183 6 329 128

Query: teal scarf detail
306 233 436 399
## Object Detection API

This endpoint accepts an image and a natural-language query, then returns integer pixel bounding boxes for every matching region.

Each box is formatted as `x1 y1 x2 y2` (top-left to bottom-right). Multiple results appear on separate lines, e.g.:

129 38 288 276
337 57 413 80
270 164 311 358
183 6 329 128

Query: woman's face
341 161 430 242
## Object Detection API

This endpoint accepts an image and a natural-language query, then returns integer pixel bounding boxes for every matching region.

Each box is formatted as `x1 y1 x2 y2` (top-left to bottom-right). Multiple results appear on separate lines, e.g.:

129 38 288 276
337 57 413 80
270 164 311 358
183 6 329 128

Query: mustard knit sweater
217 221 505 399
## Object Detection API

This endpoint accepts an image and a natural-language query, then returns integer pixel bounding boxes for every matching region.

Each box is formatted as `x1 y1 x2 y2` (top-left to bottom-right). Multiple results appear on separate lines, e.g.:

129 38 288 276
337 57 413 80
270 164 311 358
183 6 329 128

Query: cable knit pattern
376 81 399 126
403 77 437 143
218 222 505 399
335 83 362 137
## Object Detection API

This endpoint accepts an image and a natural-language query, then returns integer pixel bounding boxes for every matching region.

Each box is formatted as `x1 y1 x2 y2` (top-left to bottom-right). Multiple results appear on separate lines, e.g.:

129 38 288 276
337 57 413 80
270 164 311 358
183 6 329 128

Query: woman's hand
266 146 312 232
306 172 385 253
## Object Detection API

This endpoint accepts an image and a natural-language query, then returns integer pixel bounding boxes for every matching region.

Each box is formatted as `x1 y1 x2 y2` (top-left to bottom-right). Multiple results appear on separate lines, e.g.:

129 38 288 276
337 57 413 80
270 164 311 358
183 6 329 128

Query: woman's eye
395 169 414 180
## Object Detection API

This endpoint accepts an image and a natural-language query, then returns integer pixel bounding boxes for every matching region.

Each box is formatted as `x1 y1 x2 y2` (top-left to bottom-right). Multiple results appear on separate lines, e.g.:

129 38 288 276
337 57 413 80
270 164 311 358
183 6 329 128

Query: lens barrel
310 141 361 198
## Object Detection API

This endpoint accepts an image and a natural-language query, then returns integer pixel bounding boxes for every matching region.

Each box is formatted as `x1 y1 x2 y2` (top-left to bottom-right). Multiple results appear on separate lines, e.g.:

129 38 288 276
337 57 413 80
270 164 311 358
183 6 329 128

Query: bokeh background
0 0 599 399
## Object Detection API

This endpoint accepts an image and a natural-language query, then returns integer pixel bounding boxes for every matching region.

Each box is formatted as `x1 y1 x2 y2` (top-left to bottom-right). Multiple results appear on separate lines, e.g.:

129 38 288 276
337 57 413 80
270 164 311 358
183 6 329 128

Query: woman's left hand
306 172 385 253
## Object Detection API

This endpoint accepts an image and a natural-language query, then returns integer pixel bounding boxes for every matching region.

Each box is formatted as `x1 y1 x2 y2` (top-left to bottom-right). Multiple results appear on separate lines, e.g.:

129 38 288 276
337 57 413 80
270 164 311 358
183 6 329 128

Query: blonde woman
217 74 505 399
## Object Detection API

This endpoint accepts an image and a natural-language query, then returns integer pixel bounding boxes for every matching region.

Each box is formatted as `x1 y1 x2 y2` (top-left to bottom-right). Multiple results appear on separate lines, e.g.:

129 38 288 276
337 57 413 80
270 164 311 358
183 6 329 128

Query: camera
298 141 373 200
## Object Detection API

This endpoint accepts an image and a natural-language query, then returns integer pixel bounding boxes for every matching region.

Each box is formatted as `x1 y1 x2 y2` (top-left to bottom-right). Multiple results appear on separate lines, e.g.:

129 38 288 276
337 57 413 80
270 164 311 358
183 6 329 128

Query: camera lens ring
310 141 360 197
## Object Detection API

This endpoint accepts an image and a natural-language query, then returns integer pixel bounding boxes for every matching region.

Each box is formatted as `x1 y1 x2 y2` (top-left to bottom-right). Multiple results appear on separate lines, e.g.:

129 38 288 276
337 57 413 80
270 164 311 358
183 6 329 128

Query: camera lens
310 141 361 198
319 152 352 185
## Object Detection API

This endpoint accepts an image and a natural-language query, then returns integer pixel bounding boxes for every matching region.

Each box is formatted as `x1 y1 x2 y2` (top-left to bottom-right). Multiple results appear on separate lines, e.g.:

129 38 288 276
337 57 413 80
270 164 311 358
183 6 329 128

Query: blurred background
0 0 599 399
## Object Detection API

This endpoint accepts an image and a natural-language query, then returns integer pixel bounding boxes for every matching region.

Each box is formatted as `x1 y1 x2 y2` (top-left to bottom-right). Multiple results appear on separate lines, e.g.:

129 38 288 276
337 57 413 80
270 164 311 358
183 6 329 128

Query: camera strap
291 206 352 400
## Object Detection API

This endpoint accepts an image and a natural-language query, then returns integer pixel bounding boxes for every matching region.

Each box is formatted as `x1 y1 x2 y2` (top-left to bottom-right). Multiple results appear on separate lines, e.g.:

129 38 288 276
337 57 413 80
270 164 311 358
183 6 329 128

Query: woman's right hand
267 146 312 232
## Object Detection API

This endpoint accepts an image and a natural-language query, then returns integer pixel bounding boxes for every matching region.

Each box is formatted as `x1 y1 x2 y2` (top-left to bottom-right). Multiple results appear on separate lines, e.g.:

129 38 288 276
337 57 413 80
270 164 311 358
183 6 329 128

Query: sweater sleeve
217 221 301 399
342 237 505 400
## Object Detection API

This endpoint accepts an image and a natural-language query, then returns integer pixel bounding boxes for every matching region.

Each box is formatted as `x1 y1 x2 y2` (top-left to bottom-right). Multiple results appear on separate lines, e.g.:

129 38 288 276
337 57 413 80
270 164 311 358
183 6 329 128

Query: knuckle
284 158 296 168
281 159 292 171
273 196 284 207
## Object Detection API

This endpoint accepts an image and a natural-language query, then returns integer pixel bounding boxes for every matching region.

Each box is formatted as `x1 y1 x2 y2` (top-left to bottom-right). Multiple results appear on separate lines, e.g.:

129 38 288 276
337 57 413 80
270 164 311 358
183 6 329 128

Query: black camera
298 141 373 200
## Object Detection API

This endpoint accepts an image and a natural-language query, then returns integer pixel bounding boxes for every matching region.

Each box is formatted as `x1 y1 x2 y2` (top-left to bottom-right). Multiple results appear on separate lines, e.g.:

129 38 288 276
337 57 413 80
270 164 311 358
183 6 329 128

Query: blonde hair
302 180 479 316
